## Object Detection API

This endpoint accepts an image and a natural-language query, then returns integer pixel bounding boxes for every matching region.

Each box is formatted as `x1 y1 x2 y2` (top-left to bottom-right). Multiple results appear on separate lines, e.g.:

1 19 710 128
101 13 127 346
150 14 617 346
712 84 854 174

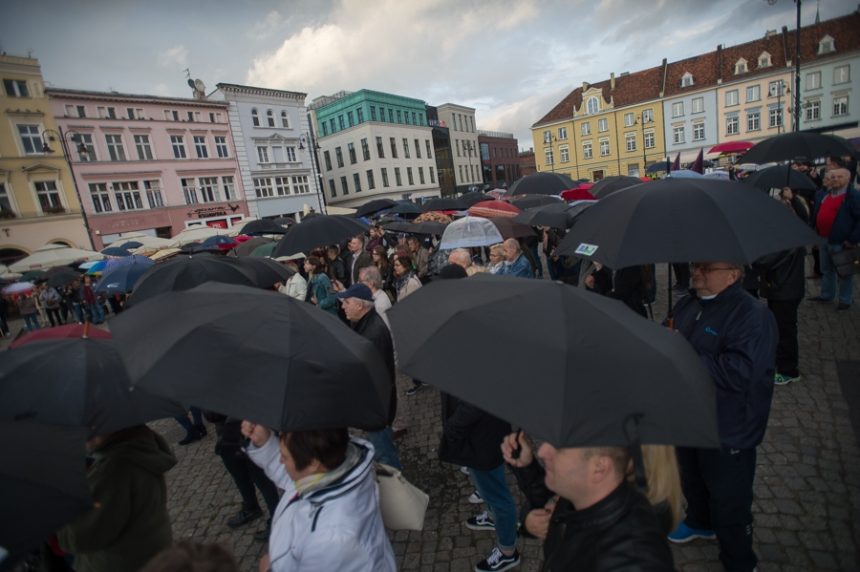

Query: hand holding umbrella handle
501 430 533 467
241 420 271 448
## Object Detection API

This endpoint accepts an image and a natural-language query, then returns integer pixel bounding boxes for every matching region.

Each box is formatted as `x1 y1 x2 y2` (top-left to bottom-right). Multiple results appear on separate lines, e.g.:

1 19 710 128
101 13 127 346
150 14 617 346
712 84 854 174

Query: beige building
0 55 89 264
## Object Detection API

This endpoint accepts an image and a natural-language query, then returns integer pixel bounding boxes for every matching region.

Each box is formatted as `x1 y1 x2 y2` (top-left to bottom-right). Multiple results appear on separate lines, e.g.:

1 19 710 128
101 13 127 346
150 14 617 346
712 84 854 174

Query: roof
45 87 229 107
216 83 307 100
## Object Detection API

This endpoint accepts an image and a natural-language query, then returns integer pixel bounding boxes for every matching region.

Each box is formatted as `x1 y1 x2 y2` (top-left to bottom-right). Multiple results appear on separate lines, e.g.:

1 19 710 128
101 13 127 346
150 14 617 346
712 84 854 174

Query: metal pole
45 127 95 250
794 0 801 132
641 114 648 175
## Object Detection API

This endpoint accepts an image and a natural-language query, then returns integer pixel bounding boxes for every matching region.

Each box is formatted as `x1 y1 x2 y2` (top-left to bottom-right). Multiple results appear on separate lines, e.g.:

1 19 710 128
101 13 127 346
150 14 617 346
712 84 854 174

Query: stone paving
5 261 860 571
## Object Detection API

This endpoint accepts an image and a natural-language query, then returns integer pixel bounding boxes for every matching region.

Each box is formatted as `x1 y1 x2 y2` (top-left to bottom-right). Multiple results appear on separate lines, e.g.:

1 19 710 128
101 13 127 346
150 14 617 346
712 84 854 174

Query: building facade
478 131 520 188
0 55 89 264
215 83 324 219
518 150 537 177
48 89 249 249
435 104 481 192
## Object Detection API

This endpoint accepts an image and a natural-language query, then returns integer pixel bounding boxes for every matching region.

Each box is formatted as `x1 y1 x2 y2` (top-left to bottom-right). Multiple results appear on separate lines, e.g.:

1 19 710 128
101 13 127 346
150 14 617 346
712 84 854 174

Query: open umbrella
118 240 144 250
559 187 595 201
354 199 398 218
386 202 422 216
232 236 276 257
168 226 230 248
1 281 35 296
201 235 238 251
740 132 855 164
489 217 537 239
239 219 290 236
0 421 91 566
508 172 576 196
45 266 82 289
741 165 818 193
94 257 155 294
666 169 703 179
126 255 256 307
10 323 111 348
382 220 449 235
459 193 495 206
508 194 563 209
237 257 295 288
250 242 278 257
421 197 468 212
439 216 504 249
588 176 646 200
111 283 392 432
708 141 754 155
388 275 719 448
10 244 103 272
272 216 297 226
513 203 577 229
467 200 521 219
646 162 669 174
556 178 821 268
272 215 369 257
101 246 131 257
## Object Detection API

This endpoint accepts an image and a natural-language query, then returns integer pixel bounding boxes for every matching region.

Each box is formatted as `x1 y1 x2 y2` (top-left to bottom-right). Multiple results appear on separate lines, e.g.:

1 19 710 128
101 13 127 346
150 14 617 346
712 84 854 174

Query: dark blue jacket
812 186 860 245
672 282 777 449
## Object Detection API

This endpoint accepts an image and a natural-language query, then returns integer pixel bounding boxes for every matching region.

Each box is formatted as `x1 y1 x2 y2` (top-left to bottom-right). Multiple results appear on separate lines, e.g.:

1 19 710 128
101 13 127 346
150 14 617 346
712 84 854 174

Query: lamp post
298 131 327 215
637 112 653 176
543 133 557 173
464 141 476 191
41 127 95 249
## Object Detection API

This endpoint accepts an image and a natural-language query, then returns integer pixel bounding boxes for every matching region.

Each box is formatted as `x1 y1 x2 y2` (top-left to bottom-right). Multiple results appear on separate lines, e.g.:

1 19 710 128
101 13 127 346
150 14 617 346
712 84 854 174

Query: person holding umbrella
304 256 338 316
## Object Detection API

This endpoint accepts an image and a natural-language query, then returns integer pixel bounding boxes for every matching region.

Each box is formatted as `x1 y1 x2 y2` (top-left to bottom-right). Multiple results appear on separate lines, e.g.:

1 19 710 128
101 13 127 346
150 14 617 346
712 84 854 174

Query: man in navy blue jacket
667 262 777 572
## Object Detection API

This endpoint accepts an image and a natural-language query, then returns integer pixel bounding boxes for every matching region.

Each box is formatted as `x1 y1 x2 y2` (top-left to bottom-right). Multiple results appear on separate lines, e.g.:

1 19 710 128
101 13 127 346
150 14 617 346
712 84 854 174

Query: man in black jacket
337 283 402 470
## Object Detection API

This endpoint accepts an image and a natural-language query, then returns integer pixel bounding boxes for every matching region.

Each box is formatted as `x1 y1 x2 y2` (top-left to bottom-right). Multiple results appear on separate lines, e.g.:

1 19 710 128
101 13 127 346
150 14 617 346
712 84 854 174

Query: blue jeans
819 244 854 305
23 313 40 332
85 301 105 324
72 302 84 323
470 464 518 551
366 427 402 470
174 406 204 432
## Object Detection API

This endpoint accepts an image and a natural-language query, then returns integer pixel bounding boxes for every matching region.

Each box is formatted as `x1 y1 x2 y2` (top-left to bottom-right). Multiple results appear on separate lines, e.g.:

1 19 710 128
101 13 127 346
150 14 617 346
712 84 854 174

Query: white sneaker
468 490 484 504
460 466 470 475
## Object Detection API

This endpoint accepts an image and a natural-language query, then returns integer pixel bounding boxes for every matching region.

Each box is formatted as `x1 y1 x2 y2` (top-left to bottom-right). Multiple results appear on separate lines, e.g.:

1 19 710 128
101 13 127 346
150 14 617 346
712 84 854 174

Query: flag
690 149 704 174
671 153 681 172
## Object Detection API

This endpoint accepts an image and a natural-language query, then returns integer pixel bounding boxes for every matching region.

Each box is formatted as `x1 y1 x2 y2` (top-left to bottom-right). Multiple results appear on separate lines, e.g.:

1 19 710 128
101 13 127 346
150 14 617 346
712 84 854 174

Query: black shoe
226 507 263 529
837 303 851 311
808 296 833 303
178 431 203 446
193 423 208 438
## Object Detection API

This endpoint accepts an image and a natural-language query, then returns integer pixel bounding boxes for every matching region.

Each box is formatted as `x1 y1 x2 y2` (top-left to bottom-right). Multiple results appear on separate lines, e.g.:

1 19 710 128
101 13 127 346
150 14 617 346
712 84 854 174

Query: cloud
157 45 188 68
250 10 286 39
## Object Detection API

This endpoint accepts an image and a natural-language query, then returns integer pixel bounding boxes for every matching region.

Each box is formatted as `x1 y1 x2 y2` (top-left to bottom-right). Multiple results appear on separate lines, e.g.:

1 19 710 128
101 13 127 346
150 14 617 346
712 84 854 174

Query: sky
1 0 855 150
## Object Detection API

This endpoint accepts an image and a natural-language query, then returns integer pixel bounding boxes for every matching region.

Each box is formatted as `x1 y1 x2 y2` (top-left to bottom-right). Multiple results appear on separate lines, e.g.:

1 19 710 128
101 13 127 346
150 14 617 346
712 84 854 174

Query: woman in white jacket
241 422 396 572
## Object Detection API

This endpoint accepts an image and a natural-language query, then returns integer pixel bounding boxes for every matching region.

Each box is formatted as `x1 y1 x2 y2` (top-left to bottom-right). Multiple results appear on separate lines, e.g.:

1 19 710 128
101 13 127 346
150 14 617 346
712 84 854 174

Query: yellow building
0 54 89 265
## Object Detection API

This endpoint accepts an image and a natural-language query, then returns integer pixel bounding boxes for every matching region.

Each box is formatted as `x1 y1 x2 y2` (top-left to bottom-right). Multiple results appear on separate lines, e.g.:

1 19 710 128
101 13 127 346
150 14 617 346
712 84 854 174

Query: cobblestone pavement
5 262 859 571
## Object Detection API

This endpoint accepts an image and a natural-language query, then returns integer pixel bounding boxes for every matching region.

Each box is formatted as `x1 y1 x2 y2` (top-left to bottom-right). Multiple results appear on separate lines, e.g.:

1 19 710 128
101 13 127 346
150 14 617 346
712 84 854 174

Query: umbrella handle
624 414 648 492
510 429 523 460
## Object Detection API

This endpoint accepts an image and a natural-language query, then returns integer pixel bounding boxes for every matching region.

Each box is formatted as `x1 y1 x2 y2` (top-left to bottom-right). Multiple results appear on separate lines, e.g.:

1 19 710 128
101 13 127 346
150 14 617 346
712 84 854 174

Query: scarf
293 442 363 497
393 270 416 294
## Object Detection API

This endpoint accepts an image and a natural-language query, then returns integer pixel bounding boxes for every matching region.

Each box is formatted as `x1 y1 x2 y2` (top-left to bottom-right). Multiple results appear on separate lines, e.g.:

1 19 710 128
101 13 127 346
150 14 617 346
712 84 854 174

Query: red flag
690 149 704 174
671 153 681 171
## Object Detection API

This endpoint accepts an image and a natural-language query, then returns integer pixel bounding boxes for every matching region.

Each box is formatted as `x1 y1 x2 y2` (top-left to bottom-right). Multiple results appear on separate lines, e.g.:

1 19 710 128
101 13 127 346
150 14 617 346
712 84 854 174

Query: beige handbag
375 463 429 530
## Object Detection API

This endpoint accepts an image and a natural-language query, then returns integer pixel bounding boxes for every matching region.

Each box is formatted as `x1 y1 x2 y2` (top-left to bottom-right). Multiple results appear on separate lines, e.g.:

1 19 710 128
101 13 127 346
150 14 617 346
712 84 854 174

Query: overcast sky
2 0 855 149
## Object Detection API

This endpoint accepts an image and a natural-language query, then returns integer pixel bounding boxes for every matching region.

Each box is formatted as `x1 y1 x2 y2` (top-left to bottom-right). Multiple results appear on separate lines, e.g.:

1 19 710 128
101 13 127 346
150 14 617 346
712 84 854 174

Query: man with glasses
667 262 777 572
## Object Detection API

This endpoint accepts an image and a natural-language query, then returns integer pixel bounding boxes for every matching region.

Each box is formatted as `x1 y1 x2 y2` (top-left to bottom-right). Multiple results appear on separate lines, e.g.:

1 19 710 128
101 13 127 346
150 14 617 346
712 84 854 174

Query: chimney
659 58 668 98
582 81 589 91
716 44 723 84
610 72 616 91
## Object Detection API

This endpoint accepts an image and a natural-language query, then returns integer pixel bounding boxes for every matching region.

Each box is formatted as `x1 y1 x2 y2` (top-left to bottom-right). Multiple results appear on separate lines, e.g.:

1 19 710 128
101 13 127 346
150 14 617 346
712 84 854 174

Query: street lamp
40 128 95 249
464 141 476 191
298 131 328 215
543 133 557 173
636 112 654 176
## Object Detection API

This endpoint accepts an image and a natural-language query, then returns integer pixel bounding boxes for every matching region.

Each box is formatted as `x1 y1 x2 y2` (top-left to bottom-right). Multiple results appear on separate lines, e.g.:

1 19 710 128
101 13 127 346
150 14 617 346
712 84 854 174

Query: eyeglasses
692 263 737 274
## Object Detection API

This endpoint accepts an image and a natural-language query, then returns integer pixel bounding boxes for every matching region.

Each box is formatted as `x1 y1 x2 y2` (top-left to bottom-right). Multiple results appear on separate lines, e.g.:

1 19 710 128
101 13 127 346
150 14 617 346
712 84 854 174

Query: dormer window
681 72 694 87
758 52 772 68
818 35 835 54
586 96 600 115
734 58 748 75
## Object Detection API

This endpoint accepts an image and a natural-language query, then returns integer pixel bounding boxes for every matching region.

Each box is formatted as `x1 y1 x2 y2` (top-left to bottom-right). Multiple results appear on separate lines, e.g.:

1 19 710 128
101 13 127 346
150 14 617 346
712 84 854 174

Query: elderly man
345 235 373 287
358 265 391 330
811 167 860 310
448 248 472 271
668 262 777 572
336 283 402 469
499 238 532 278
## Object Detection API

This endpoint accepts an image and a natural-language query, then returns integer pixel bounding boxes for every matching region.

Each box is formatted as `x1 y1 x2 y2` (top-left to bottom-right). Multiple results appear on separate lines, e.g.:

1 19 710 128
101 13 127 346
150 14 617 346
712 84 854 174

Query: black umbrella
240 219 290 235
646 162 669 173
508 172 576 196
386 202 422 216
232 236 276 257
556 178 821 268
421 197 468 212
508 194 563 209
45 266 81 289
489 217 537 239
459 193 494 206
0 338 185 437
741 132 855 164
354 199 398 218
272 215 369 257
388 275 719 448
111 283 392 432
272 216 297 226
513 202 575 229
589 176 647 200
0 421 91 566
382 220 449 235
237 256 294 288
741 165 818 193
126 255 256 307
118 240 143 250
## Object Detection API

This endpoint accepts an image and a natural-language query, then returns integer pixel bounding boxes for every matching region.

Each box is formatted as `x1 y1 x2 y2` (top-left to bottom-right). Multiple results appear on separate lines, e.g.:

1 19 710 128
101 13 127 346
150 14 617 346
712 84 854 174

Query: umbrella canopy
386 202 422 216
741 164 818 193
250 242 278 257
439 216 504 249
666 169 704 179
148 247 182 262
232 236 276 257
0 421 91 565
272 216 297 226
556 178 822 268
101 246 131 257
201 235 238 251
112 283 392 432
741 132 855 164
489 217 537 239
354 198 398 218
1 281 35 296
459 193 495 206
589 176 646 200
168 226 230 248
467 200 521 219
45 266 82 289
119 234 173 249
118 240 143 250
272 215 369 257
239 219 290 236
10 323 111 348
9 244 104 272
94 258 156 294
708 141 754 155
414 211 453 224
382 220 449 235
508 172 577 196
237 257 295 288
0 338 184 437
126 254 256 306
508 194 563 209
85 260 109 275
513 202 578 229
559 187 595 201
646 162 669 173
388 275 719 448
421 197 468 212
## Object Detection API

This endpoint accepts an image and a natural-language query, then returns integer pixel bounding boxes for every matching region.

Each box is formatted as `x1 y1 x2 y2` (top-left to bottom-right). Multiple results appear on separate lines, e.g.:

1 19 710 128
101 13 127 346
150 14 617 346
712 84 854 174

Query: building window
642 109 654 123
543 130 551 143
806 100 821 121
725 90 739 107
266 109 275 127
193 135 208 158
348 142 357 164
328 178 337 198
672 126 685 144
396 110 402 124
361 138 370 161
251 109 259 127
281 111 289 128
352 173 362 193
806 71 821 90
144 180 164 208
726 115 739 135
76 105 86 118
89 183 112 213
274 176 289 196
747 110 761 132
418 167 425 185
407 167 414 185
768 81 784 97
335 147 344 168
425 139 433 159
18 124 42 154
367 169 376 190
76 133 96 161
388 109 394 123
329 119 336 133
693 123 705 141
672 102 684 117
198 177 219 202
390 137 397 159
254 177 274 198
583 141 593 159
187 111 195 122
834 65 850 85
285 146 296 162
114 181 143 210
221 176 235 200
340 175 349 195
625 133 636 152
376 137 385 159
105 134 126 161
680 72 694 87
292 175 309 194
257 146 269 163
581 122 591 136
768 106 783 128
321 123 328 137
429 166 436 184
560 146 570 163
381 168 390 187
3 79 29 97
324 150 332 171
746 85 761 102
544 148 554 166
394 167 402 186
644 131 655 149
131 134 152 160
214 136 229 158
347 111 354 127
171 135 186 159
586 97 600 115
459 165 464 180
599 139 610 157
624 112 635 127
35 181 62 212
758 52 772 68
818 35 835 54
598 118 608 132
833 95 849 117
414 138 422 159
734 58 748 74
691 97 704 114
402 138 410 159
357 108 365 123
558 127 568 140
370 106 377 121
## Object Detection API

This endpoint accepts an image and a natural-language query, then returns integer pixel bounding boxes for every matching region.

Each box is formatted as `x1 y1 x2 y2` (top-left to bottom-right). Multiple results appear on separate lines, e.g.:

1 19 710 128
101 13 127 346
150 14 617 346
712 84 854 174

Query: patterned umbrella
467 200 521 219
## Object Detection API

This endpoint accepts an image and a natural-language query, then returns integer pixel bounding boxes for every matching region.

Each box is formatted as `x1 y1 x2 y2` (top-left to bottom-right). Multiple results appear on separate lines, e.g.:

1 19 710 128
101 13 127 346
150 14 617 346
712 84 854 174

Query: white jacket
278 273 307 301
247 436 396 572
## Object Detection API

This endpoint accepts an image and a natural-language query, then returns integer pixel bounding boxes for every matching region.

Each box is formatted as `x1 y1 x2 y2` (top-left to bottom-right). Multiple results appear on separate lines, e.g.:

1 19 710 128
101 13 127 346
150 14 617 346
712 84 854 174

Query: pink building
47 88 249 249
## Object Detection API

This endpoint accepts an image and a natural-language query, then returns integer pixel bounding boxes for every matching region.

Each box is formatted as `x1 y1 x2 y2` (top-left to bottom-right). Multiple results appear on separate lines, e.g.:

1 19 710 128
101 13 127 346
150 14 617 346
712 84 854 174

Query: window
806 72 821 90
396 110 402 124
758 52 772 68
586 97 600 114
251 109 259 127
370 106 377 121
209 112 217 123
357 108 365 123
599 139 610 156
598 118 608 132
105 134 126 161
746 85 761 102
221 176 235 200
361 138 370 161
281 111 289 128
583 141 593 159
254 177 274 198
389 137 397 159
353 173 362 192
113 181 143 210
418 167 425 184
581 122 591 136
806 100 821 121
144 180 164 208
388 109 393 122
560 146 570 163
414 138 421 158
726 115 739 135
734 58 748 75
193 135 208 158
394 167 402 186
77 134 96 161
266 109 275 127
425 140 433 159
672 126 685 144
747 110 761 132
459 165 464 180
3 79 29 97
285 146 296 162
402 138 410 159
323 150 332 171
198 177 219 202
644 131 655 149
214 136 229 158
376 137 385 158
187 111 195 122
347 111 354 127
76 105 86 118
768 106 783 128
412 111 417 125
693 123 705 141
544 148 554 165
834 65 850 85
89 183 112 213
672 102 684 117
18 124 42 154
625 133 636 152
407 167 414 185
35 181 62 212
347 142 357 164
725 90 739 106
429 166 436 184
274 176 289 196
681 72 694 87
328 179 337 198
624 112 635 127
768 81 784 97
335 147 344 168
691 97 704 114
340 175 349 195
257 146 269 163
329 119 335 133
642 109 654 123
171 110 180 121
833 95 849 117
367 169 376 190
171 135 186 158
558 127 568 140
818 35 835 54
381 168 390 187
292 176 309 194
134 135 153 160
126 108 136 119
321 123 328 137
543 130 551 144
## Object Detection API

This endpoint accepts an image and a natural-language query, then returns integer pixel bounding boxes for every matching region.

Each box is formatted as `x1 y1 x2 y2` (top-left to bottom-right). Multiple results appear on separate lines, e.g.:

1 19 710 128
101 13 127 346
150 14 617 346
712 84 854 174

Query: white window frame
586 97 600 115
34 180 63 213
134 134 153 160
834 65 850 85
681 72 694 87
625 133 636 152
558 127 568 140
257 146 269 163
193 135 208 159
599 138 610 157
693 122 705 141
672 126 685 144
806 72 821 90
746 85 761 102
598 118 608 132
89 182 112 213
581 122 591 136
198 177 219 202
725 90 739 107
726 115 739 135
691 97 704 114
171 135 187 159
560 146 570 163
214 136 229 158
18 124 43 155
747 110 761 132
644 131 655 149
105 134 126 161
583 141 593 159
144 180 164 208
806 100 821 121
833 95 849 117
113 181 143 211
671 102 684 118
